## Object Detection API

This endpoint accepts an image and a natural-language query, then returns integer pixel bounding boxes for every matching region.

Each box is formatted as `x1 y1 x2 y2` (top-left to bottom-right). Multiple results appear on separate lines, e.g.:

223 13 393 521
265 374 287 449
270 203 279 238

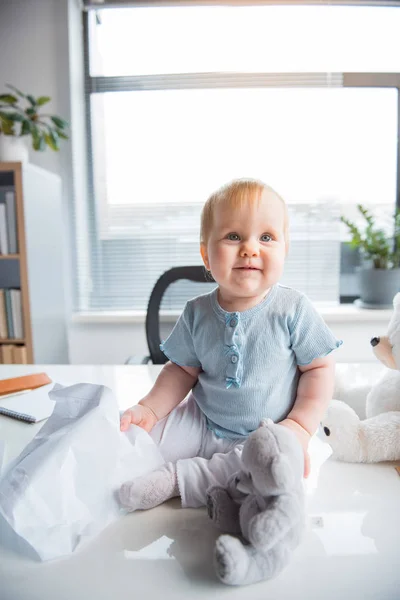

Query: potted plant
341 204 400 308
0 84 69 162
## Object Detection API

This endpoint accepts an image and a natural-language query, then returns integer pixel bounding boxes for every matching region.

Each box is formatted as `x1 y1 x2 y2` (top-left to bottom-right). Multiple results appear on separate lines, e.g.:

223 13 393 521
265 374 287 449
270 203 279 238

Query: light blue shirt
161 285 342 440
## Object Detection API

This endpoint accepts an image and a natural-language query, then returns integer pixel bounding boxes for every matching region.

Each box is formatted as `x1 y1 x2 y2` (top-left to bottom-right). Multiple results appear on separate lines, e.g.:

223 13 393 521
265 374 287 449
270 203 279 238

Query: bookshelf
0 162 68 364
0 162 32 363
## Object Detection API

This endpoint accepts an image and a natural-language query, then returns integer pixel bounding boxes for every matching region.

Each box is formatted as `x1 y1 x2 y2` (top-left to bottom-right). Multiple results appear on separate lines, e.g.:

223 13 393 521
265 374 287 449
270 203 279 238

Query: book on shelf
10 289 23 338
0 187 18 255
12 345 28 364
0 344 28 364
1 344 14 364
0 288 23 339
0 203 8 255
4 289 14 338
0 289 7 339
4 190 17 254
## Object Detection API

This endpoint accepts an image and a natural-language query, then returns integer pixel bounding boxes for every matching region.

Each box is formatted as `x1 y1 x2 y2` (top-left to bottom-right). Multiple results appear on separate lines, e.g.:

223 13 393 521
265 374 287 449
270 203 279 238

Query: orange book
0 372 52 395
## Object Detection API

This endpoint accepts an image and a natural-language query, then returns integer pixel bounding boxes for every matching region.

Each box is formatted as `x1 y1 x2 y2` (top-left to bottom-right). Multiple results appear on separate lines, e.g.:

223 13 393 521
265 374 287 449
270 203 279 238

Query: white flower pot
0 135 29 163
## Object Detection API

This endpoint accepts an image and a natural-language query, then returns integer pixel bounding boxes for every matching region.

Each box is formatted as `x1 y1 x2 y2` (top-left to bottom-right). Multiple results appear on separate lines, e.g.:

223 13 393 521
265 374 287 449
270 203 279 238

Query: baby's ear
200 244 210 271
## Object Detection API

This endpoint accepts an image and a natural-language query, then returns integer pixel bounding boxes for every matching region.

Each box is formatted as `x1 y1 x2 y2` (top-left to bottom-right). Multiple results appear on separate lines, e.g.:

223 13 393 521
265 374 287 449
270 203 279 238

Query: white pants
149 394 244 508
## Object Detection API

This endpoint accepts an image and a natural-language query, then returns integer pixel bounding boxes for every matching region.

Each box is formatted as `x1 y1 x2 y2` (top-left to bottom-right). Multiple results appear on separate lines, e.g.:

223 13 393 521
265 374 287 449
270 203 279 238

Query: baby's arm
279 355 335 477
120 361 201 432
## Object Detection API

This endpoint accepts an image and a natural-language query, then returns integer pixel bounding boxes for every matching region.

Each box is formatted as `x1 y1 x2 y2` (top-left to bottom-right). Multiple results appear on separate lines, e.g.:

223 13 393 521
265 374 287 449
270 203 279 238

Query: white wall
0 0 67 175
69 320 175 365
0 0 85 362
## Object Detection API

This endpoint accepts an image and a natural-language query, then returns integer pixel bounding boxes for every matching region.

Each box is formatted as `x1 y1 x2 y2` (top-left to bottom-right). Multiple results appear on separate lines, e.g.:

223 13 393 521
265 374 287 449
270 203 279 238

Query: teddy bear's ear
271 455 294 489
393 293 400 308
260 418 274 428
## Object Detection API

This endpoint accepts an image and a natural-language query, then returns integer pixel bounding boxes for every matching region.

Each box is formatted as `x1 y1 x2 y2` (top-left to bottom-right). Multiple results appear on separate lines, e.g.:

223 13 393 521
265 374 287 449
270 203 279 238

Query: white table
0 364 399 600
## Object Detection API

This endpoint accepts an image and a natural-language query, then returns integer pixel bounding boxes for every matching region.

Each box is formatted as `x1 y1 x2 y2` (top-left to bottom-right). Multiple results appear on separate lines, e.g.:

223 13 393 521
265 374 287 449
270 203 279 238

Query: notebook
0 384 55 423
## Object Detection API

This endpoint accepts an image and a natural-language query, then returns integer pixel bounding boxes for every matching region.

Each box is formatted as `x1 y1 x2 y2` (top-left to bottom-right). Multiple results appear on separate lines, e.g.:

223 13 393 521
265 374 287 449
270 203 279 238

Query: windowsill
71 304 393 325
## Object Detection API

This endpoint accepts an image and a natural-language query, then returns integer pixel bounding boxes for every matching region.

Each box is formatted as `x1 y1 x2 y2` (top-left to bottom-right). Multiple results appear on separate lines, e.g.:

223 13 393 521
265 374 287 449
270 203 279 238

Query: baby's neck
217 289 271 313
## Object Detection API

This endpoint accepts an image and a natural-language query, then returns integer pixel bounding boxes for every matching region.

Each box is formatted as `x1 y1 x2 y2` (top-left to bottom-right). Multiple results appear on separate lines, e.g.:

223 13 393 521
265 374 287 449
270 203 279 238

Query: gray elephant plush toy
206 419 306 586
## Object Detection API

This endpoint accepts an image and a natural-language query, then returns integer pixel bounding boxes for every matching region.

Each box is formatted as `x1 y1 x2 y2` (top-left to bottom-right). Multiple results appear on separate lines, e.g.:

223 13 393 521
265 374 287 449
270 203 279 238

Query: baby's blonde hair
200 178 289 249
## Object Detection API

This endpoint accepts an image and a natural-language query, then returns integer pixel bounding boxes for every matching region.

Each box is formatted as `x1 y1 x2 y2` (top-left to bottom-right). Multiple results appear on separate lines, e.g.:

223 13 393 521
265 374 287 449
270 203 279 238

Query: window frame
81 8 400 310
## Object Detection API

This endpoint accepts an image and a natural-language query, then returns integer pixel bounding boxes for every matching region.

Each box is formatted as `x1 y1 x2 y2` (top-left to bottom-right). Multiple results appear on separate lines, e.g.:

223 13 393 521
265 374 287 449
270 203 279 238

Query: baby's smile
234 266 262 271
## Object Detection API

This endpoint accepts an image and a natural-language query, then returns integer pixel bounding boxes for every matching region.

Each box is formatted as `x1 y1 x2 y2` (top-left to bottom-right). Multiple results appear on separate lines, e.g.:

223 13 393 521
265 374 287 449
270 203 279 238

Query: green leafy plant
0 84 69 151
341 204 400 269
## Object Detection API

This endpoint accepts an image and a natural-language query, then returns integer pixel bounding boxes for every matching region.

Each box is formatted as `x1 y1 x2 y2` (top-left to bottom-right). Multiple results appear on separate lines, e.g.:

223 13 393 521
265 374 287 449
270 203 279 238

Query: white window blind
79 3 399 312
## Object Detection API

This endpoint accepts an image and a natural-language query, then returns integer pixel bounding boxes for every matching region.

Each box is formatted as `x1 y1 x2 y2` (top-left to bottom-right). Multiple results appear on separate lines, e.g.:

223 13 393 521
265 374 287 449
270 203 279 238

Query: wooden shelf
0 162 33 363
0 161 67 363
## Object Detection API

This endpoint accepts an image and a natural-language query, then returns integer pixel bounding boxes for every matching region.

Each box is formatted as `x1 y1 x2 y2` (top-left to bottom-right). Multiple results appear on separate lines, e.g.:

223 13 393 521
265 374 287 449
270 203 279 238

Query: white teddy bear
366 291 400 417
321 400 400 462
322 292 400 463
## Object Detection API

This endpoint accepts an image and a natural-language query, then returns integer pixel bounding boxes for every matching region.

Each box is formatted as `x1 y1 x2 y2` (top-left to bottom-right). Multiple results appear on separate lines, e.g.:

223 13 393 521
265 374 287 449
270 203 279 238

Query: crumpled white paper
0 382 165 561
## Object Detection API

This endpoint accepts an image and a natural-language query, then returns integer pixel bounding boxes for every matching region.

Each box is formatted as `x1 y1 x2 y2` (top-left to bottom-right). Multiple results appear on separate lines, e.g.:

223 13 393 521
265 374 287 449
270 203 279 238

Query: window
81 3 400 312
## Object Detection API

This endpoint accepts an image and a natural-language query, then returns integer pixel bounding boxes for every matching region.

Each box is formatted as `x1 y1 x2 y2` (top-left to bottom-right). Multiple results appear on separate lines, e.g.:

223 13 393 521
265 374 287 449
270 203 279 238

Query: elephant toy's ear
260 418 274 428
270 455 294 489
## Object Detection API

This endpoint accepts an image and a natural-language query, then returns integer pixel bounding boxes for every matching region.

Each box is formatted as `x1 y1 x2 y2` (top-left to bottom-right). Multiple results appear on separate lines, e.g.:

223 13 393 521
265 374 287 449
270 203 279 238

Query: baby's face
201 190 287 309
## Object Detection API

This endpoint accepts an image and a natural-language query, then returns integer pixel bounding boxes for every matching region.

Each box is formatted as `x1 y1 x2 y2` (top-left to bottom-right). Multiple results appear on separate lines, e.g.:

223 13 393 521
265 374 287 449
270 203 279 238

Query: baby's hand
120 404 158 432
278 418 311 478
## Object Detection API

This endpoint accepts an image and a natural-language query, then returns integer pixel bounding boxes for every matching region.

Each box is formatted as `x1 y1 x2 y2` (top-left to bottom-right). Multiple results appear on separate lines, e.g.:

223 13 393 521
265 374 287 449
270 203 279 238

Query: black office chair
126 266 213 365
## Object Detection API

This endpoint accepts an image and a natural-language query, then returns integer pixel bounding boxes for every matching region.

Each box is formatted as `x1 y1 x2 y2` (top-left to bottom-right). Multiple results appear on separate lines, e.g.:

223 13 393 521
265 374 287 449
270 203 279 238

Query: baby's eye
227 232 240 241
260 233 272 242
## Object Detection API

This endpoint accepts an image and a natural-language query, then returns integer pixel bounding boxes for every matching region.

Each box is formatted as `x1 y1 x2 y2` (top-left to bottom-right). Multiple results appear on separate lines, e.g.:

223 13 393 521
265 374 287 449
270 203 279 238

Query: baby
119 178 341 510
